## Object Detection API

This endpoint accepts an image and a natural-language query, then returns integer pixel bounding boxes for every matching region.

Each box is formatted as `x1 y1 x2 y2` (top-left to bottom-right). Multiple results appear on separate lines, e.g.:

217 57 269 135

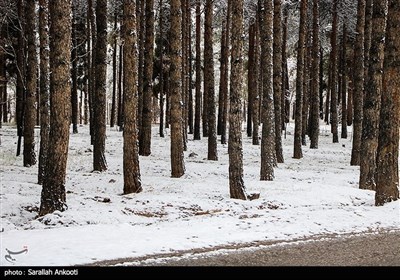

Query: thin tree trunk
38 0 50 185
375 0 400 205
110 12 118 128
319 47 324 120
117 44 123 130
137 0 145 139
252 16 260 146
330 0 339 143
187 0 193 136
140 0 155 156
302 29 310 146
71 6 79 134
88 0 95 144
282 5 290 125
247 23 255 138
16 0 25 157
93 0 108 172
341 22 348 139
170 0 185 178
123 0 142 195
205 0 218 161
273 0 283 163
39 0 71 216
221 2 231 145
293 0 308 159
217 16 227 137
24 0 37 167
309 0 320 149
360 0 388 190
229 0 247 200
194 0 201 141
159 0 165 138
260 0 275 180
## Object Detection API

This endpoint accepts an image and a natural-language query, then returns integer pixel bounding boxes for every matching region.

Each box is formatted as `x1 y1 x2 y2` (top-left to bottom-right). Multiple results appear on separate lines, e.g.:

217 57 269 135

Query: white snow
0 123 399 266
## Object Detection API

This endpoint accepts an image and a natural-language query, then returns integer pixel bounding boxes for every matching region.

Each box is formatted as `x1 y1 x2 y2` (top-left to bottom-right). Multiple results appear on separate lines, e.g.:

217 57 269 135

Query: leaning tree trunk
170 0 185 178
23 0 37 167
260 0 275 181
123 0 142 195
359 0 388 190
293 0 308 159
351 0 366 166
229 0 247 200
273 0 284 163
309 0 320 149
204 0 218 161
93 0 108 172
375 0 399 205
140 0 155 156
38 0 50 185
39 0 72 216
330 0 339 143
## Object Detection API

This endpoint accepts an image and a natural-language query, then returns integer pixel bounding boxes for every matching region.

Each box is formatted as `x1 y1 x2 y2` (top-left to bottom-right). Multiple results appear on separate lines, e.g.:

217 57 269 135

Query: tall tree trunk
16 0 25 157
319 47 324 120
221 2 231 145
340 22 348 139
330 0 339 143
293 0 308 159
309 0 320 149
181 0 188 151
170 0 185 178
375 0 400 205
204 0 218 161
110 12 118 128
194 0 201 141
24 0 37 167
117 44 123 130
38 0 50 185
273 0 283 163
217 16 227 137
39 0 72 216
229 0 247 200
159 0 165 138
364 0 374 85
137 0 145 138
302 29 310 146
260 0 275 181
187 0 193 136
252 16 260 146
140 0 155 156
93 0 108 172
360 0 388 190
88 0 96 144
71 6 79 134
247 23 255 138
351 0 366 166
282 5 290 126
123 0 142 195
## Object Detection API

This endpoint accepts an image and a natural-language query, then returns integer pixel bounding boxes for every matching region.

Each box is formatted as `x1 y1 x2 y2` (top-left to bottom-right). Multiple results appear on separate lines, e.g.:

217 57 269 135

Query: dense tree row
0 0 398 215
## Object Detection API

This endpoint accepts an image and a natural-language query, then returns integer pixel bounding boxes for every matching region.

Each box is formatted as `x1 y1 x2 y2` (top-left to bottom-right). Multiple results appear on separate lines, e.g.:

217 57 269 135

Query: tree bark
194 0 202 141
23 0 37 167
375 0 400 205
39 0 72 216
110 12 118 128
204 0 218 161
330 0 339 143
360 0 388 190
38 0 50 185
247 23 255 138
221 2 231 145
309 0 320 149
170 0 185 178
16 0 25 157
123 0 142 195
229 0 247 200
340 22 348 139
273 0 284 163
260 0 275 181
351 0 366 166
71 6 79 134
93 0 108 172
293 0 308 159
252 15 260 146
140 0 155 156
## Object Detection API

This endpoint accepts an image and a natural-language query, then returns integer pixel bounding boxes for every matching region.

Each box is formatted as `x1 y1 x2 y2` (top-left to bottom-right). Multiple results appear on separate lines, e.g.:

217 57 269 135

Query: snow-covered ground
0 123 399 266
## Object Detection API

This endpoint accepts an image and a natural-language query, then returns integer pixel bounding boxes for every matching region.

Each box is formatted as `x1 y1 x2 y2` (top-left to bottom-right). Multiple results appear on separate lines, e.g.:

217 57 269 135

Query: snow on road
0 124 399 266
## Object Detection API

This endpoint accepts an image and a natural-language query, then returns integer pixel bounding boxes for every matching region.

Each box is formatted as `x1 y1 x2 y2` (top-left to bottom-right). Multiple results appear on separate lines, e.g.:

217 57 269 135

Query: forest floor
0 123 399 266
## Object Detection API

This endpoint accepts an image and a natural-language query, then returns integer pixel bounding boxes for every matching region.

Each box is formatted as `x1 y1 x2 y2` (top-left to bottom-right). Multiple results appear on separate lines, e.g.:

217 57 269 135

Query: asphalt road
135 231 400 266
